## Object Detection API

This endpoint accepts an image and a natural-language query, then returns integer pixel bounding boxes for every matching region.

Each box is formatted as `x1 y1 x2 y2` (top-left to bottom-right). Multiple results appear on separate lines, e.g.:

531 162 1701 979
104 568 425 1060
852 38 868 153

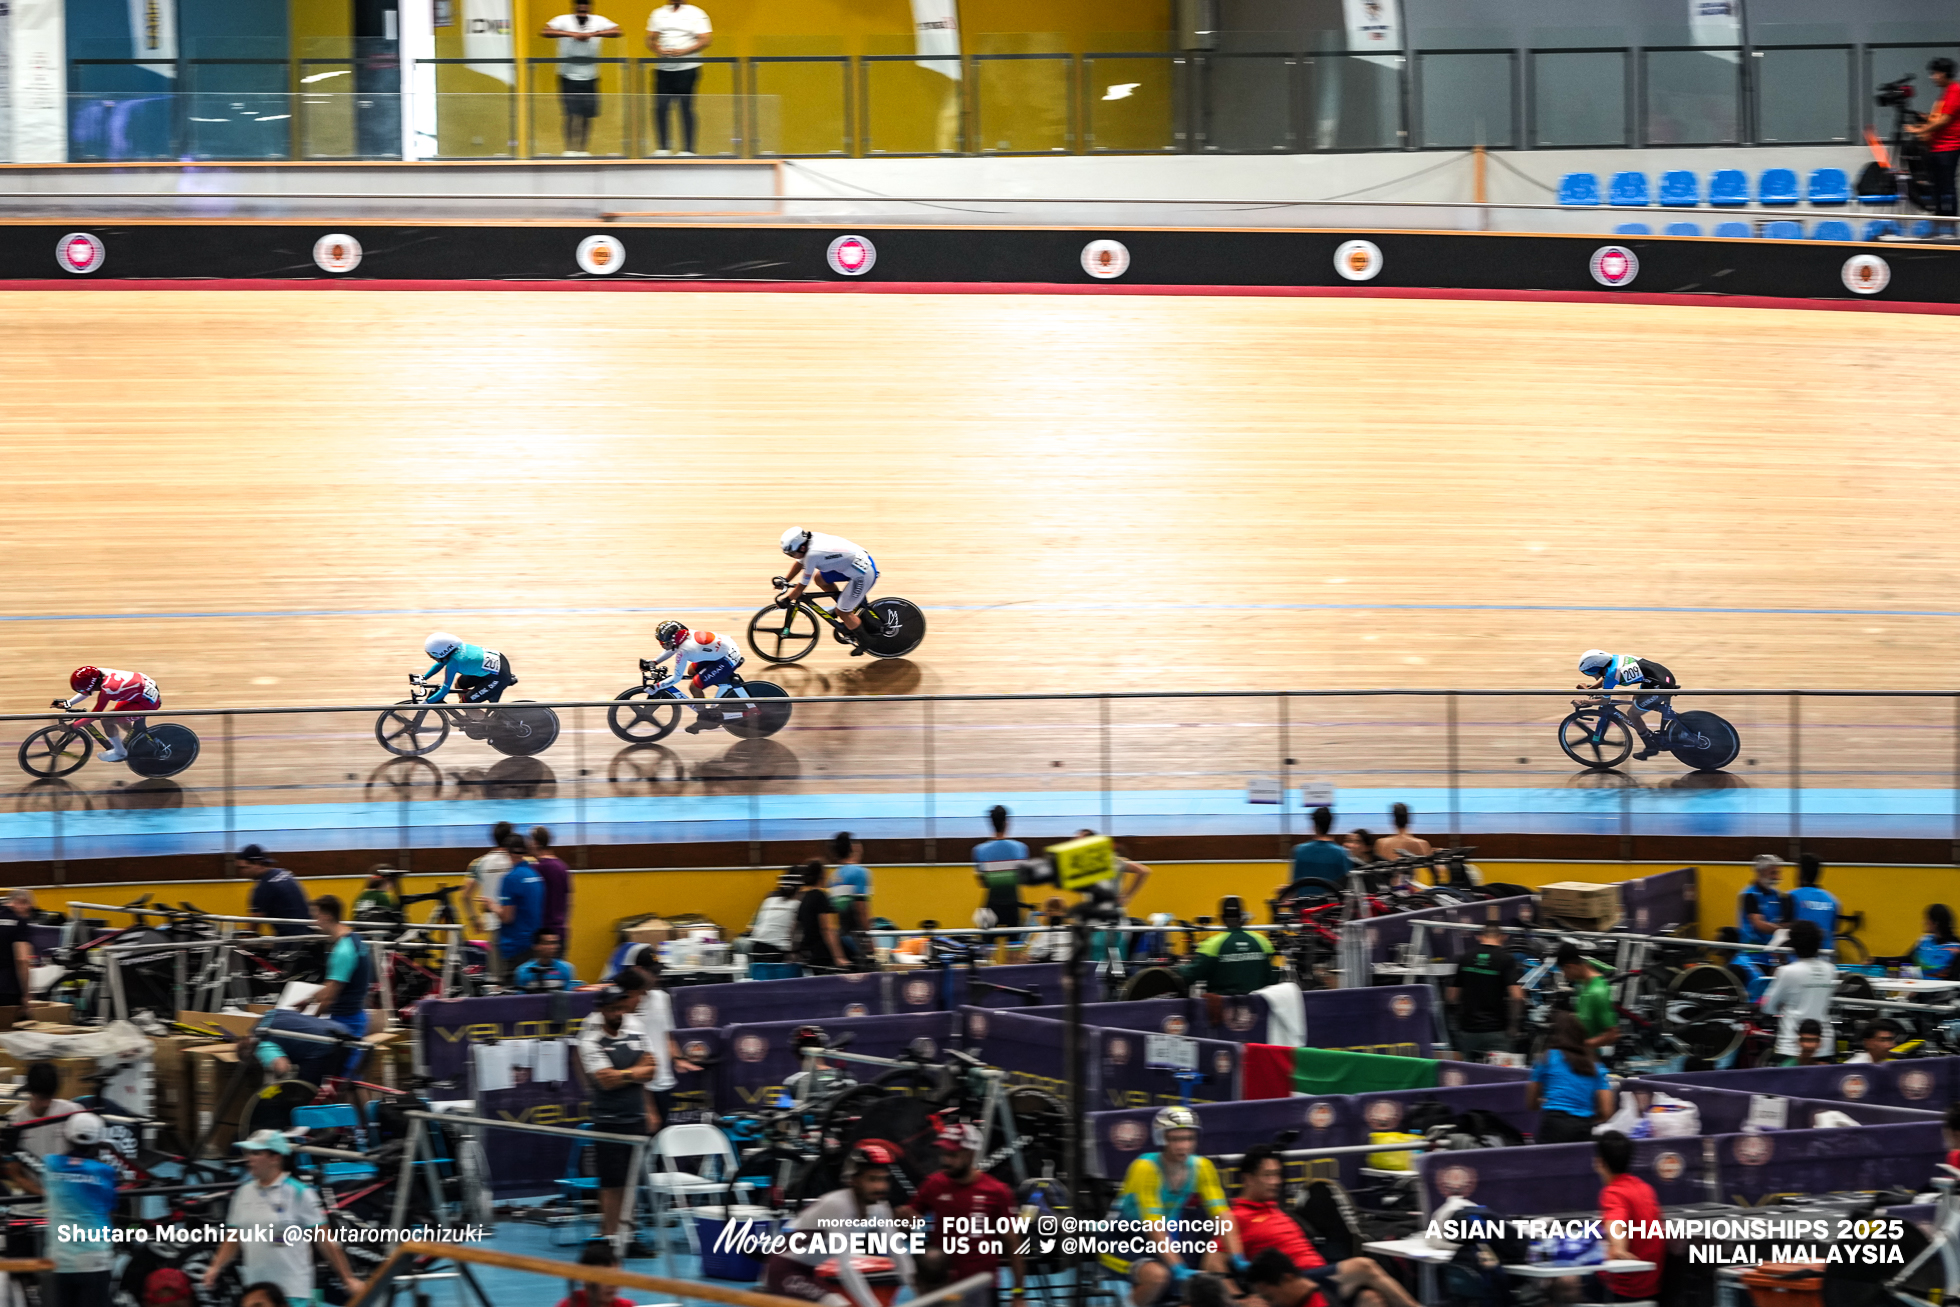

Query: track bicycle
607 657 791 743
374 674 560 758
746 576 926 663
17 703 200 779
1557 693 1740 772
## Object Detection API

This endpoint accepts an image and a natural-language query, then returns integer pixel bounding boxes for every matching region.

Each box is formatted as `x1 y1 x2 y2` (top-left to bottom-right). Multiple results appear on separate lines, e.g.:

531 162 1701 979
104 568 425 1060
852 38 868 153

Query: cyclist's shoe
99 742 129 763
832 625 855 646
620 1240 659 1260
1633 743 1663 760
683 715 720 735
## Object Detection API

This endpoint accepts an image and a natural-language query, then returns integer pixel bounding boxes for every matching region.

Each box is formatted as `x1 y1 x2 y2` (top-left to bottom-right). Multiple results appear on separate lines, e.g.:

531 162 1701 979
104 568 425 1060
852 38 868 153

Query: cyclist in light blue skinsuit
1577 648 1679 760
422 631 518 703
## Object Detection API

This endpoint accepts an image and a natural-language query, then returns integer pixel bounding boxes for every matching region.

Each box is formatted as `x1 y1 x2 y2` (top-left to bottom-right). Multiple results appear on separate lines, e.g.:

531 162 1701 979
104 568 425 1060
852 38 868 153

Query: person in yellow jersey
1103 1107 1242 1307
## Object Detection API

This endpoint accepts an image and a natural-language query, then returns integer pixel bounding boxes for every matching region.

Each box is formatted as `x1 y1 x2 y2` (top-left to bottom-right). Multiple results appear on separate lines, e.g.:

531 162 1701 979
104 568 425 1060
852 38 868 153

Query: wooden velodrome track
1 289 1957 819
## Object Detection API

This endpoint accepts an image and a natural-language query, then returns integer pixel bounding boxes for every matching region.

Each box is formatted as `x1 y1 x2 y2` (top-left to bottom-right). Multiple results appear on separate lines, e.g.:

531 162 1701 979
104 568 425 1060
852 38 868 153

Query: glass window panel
974 55 1072 154
1416 51 1512 148
1304 53 1405 149
429 62 517 158
1084 55 1176 152
1755 47 1851 145
1532 50 1626 147
641 60 745 156
750 59 850 156
1200 54 1293 152
862 57 963 155
1643 48 1741 145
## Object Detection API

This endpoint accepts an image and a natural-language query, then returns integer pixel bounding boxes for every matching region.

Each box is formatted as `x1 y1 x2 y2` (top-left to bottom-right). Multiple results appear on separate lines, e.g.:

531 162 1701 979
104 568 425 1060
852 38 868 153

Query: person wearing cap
42 1111 119 1307
3 1061 84 1195
1555 943 1619 1053
577 978 660 1255
138 1267 197 1307
204 1130 363 1303
900 1123 1024 1306
240 846 311 938
1177 896 1277 996
764 1141 916 1307
1737 855 1787 947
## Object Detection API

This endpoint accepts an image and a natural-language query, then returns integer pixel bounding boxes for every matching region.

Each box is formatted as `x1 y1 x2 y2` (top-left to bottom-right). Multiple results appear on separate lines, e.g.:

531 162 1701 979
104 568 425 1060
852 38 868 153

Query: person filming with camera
1910 57 1960 225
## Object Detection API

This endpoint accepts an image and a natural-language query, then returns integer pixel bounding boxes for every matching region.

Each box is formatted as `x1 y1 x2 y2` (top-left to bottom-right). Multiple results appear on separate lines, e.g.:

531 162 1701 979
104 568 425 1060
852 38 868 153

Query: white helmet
1577 649 1613 678
65 1112 104 1146
1152 1104 1200 1146
425 631 464 660
780 527 812 557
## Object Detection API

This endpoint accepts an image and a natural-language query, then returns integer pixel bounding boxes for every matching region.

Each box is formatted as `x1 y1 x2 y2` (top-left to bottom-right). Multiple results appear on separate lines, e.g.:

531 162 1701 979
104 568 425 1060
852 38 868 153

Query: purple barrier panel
1016 996 1271 1044
1793 1099 1940 1126
1089 1095 1359 1181
1095 1027 1240 1112
477 1078 589 1198
1713 1122 1944 1205
1436 1061 1530 1086
886 963 1067 1015
955 1008 1077 1103
416 991 596 1086
1647 1057 1954 1111
670 971 888 1029
719 1012 955 1113
1353 1082 1536 1141
1618 866 1697 935
669 1026 724 1119
1419 1137 1713 1217
1301 986 1435 1057
1356 896 1536 972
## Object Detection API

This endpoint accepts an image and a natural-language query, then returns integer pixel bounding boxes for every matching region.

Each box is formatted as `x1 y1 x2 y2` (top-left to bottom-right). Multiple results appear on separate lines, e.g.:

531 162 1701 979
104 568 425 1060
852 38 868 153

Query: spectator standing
516 932 577 991
900 1123 1024 1306
540 0 620 156
746 874 800 962
577 980 659 1252
497 835 548 982
973 806 1029 931
0 890 32 1031
1911 57 1960 224
1845 1017 1905 1064
1287 807 1353 891
828 832 872 935
531 826 573 950
1915 905 1960 976
1447 921 1524 1062
1527 1012 1614 1145
301 896 374 1073
1760 919 1836 1063
1737 855 1786 945
1785 854 1838 951
622 958 702 1127
1585 1132 1663 1304
4 1062 83 1195
42 1113 119 1307
793 861 844 971
1372 803 1433 861
644 0 713 156
204 1131 363 1302
1556 943 1620 1052
240 846 310 937
468 822 515 969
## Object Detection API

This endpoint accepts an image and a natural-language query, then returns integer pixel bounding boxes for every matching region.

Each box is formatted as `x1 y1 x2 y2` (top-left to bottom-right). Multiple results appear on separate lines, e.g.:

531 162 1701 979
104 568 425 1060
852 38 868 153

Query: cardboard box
185 1011 265 1041
1540 881 1623 923
625 919 673 946
150 1033 224 1147
186 1043 250 1157
26 1002 72 1025
0 1054 100 1102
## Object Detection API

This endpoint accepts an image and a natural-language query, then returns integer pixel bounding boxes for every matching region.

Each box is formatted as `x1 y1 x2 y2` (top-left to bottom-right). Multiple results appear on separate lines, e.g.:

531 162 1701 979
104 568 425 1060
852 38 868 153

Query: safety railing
2 689 1958 871
47 39 1929 163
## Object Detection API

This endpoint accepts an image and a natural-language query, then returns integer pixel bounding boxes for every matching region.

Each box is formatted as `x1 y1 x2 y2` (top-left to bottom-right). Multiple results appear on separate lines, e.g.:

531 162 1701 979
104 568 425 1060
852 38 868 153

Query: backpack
1439 1204 1527 1305
1856 161 1898 201
1294 1176 1365 1261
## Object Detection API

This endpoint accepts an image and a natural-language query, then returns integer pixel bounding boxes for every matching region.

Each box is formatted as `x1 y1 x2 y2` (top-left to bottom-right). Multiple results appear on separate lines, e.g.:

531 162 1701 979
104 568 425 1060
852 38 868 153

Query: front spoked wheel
18 725 92 778
375 701 450 757
1557 708 1633 770
608 686 682 743
747 603 821 664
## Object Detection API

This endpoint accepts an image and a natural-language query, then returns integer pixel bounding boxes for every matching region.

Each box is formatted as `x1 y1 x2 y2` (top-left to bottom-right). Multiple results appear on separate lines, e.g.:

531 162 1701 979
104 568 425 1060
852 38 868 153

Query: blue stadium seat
1758 168 1800 206
1806 168 1850 206
1863 219 1901 240
1558 172 1602 207
1664 222 1702 237
1714 221 1753 239
1614 222 1653 235
1910 219 1938 238
1659 169 1700 207
1709 169 1750 207
1810 219 1854 241
1609 171 1652 207
1762 220 1804 239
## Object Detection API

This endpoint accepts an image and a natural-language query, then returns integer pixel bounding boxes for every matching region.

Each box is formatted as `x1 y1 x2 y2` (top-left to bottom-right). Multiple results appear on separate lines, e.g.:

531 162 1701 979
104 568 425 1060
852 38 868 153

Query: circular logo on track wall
1653 1150 1686 1182
1734 1136 1773 1167
903 979 933 1006
682 1040 710 1062
1436 1164 1478 1198
843 1003 869 1018
1106 1036 1131 1066
312 233 362 274
1365 1100 1403 1130
1333 239 1383 282
1307 1101 1335 1130
968 1011 990 1039
1081 239 1131 280
576 234 625 275
1838 1073 1870 1101
1588 244 1640 288
1161 1015 1189 1036
686 1004 717 1028
1440 1067 1468 1087
734 1034 768 1063
827 234 877 277
1111 1120 1148 1152
56 233 105 275
1901 1068 1934 1100
1842 253 1891 296
1389 995 1416 1019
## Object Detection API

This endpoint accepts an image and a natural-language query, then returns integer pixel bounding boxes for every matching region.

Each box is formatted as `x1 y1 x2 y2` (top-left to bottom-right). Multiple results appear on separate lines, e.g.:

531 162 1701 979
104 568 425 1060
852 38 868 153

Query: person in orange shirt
1232 1146 1420 1307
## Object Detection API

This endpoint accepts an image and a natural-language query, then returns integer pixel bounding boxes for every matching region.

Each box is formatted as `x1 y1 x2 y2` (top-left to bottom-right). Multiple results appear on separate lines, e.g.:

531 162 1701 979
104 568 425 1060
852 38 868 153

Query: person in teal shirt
515 932 578 991
1784 854 1839 952
420 631 516 703
828 831 872 931
296 895 372 1077
43 1111 120 1307
1915 905 1960 977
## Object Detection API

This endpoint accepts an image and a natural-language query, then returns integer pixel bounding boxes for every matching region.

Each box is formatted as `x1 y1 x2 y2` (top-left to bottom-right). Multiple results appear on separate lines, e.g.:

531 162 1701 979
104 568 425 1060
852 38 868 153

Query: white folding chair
642 1123 750 1271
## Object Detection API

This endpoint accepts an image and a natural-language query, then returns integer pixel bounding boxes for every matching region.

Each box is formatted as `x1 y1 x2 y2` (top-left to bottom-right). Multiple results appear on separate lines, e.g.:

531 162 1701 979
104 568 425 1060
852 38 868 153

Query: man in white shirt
203 1130 364 1302
540 0 621 156
1759 919 1837 1062
644 1 713 155
469 823 514 982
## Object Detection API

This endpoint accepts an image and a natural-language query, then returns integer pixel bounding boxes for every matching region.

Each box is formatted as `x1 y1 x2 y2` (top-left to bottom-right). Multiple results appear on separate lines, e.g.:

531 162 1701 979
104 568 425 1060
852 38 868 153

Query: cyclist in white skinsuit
647 619 749 734
778 528 879 656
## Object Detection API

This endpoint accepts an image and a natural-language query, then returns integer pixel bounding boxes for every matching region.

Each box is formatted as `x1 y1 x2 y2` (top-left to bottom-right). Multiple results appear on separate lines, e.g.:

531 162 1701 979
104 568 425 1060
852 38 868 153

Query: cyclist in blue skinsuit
1577 649 1679 760
422 632 517 703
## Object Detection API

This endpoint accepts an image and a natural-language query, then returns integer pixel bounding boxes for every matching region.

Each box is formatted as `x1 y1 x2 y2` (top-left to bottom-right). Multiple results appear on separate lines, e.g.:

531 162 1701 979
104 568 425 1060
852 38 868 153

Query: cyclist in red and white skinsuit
647 620 747 735
62 666 159 763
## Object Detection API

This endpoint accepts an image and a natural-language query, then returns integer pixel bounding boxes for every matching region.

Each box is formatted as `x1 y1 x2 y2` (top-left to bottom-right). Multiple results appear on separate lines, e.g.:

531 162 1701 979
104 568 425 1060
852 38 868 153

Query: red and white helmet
656 620 689 652
69 666 104 694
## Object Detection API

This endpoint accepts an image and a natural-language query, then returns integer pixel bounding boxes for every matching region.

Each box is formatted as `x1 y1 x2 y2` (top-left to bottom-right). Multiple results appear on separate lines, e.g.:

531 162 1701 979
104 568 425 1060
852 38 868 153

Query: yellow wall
31 858 1960 981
